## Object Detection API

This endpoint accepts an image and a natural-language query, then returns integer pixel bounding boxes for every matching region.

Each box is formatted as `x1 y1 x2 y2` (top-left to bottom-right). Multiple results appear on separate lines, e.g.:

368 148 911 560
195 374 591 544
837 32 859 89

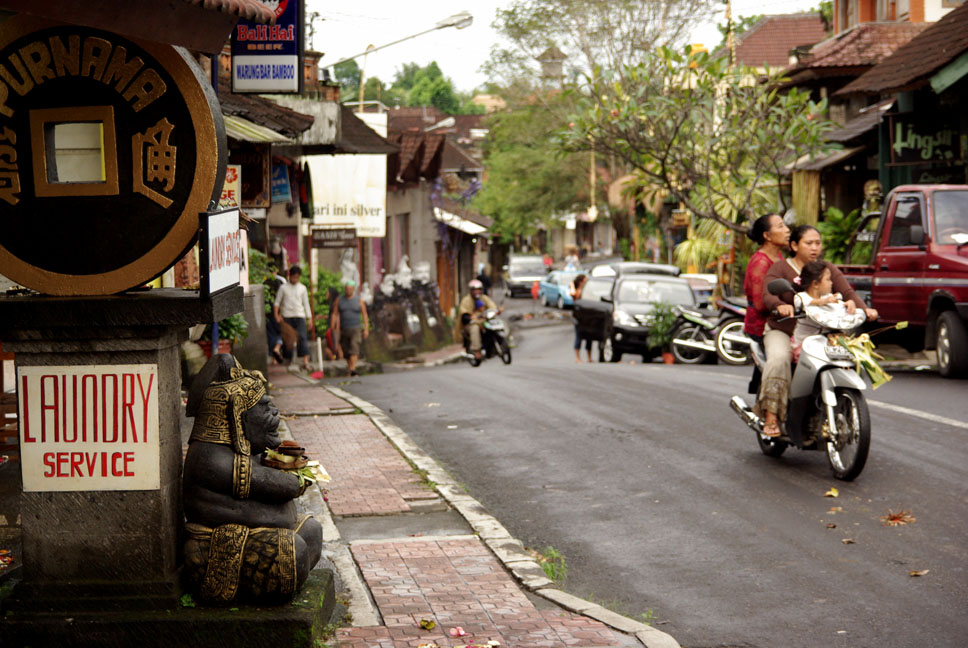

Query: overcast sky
307 0 821 92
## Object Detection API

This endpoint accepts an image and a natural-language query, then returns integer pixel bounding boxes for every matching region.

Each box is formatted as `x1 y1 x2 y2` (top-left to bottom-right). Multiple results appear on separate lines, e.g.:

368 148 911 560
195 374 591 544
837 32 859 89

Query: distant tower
537 46 566 85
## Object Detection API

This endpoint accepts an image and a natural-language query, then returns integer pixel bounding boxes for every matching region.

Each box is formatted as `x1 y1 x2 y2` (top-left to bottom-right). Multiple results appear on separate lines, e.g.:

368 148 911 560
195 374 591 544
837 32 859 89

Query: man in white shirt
272 265 313 371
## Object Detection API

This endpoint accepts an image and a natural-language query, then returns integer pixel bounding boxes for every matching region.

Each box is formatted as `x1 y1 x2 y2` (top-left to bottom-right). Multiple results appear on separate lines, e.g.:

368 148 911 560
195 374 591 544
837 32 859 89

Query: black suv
574 272 695 362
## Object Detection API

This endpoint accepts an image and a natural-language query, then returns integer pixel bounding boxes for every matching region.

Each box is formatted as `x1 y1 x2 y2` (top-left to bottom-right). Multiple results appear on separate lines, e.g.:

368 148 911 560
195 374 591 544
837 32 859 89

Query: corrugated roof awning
784 146 866 174
434 207 488 235
224 115 293 143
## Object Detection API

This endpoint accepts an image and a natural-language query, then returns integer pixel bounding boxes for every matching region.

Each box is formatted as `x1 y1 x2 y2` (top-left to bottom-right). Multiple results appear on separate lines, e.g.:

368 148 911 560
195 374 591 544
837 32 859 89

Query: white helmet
468 279 484 290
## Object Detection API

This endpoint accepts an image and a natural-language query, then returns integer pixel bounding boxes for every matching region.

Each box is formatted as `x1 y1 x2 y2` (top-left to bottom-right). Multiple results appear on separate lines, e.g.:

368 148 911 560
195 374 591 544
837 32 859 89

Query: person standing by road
332 280 369 377
273 265 313 372
742 213 789 437
569 274 593 363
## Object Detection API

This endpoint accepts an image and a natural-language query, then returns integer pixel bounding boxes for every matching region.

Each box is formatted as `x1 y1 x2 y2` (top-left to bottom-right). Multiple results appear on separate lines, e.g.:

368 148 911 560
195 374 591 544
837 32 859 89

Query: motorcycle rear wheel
825 388 871 481
716 320 751 365
756 428 788 457
671 323 712 364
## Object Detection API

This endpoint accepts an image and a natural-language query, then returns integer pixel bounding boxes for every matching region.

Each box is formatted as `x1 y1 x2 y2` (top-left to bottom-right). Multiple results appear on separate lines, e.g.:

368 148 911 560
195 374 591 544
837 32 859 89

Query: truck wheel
937 311 968 378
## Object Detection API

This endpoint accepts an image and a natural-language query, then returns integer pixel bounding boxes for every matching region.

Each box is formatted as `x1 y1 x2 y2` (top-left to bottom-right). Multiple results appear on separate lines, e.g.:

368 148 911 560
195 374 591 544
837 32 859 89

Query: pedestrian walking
273 265 313 372
332 281 369 376
569 274 592 363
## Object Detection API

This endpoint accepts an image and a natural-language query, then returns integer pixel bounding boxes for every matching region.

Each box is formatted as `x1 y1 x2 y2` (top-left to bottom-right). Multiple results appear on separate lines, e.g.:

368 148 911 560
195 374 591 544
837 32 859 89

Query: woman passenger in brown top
757 224 878 435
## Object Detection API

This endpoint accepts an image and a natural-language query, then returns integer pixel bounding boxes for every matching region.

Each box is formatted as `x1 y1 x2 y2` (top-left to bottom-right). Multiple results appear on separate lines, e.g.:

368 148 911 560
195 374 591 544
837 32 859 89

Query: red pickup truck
839 184 968 378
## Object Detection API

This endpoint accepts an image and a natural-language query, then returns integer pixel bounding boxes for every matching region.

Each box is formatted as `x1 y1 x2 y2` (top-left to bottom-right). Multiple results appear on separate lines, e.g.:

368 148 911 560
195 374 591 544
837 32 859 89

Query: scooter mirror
767 278 795 295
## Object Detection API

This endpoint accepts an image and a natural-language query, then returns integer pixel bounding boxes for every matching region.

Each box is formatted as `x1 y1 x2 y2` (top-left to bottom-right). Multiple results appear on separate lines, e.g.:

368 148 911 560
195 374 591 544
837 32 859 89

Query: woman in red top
743 214 789 343
742 213 789 438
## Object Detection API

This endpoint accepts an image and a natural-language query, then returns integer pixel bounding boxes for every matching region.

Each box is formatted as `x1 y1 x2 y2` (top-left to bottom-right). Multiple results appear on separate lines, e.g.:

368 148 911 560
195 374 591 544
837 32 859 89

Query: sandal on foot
762 422 781 438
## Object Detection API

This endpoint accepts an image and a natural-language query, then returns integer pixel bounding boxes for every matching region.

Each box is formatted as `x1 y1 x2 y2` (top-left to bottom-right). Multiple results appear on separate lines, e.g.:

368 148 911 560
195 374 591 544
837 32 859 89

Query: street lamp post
324 11 473 112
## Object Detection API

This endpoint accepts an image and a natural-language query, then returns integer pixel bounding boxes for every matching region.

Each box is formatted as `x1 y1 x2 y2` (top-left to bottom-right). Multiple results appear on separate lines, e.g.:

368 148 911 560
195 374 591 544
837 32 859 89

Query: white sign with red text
206 208 241 294
17 365 160 492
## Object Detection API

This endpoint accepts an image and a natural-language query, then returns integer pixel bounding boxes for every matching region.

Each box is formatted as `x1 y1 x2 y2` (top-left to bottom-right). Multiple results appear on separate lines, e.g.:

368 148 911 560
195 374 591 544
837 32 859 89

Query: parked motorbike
713 297 751 366
462 309 512 367
671 297 748 365
729 279 871 481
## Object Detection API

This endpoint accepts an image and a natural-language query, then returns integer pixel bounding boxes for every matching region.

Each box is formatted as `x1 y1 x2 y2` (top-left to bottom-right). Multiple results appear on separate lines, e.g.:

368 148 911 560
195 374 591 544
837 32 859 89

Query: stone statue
182 357 322 604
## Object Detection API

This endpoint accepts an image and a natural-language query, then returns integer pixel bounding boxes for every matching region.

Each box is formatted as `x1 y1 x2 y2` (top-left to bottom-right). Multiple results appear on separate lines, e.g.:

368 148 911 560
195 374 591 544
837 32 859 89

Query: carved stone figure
182 357 322 604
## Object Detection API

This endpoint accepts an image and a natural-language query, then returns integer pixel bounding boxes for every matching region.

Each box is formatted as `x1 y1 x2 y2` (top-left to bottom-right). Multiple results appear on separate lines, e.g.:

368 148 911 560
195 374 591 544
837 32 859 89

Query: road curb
324 385 682 648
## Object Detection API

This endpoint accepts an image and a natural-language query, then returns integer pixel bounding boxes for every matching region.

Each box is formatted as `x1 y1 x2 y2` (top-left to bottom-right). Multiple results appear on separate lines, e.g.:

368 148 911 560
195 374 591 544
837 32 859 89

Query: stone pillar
3 325 184 606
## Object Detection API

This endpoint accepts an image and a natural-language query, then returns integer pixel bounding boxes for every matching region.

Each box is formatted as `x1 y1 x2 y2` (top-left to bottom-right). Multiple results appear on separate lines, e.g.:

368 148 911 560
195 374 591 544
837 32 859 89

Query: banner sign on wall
18 365 160 492
888 113 963 166
271 163 292 203
311 227 357 248
307 155 387 237
231 0 304 94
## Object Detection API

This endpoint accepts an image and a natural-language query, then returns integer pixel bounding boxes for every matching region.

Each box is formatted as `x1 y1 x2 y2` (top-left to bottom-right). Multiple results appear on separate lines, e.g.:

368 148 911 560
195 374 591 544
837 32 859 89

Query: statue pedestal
0 288 293 643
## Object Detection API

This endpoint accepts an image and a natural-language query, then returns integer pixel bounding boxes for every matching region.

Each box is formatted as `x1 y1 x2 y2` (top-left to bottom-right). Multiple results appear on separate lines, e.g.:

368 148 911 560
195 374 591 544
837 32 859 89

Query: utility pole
725 0 735 67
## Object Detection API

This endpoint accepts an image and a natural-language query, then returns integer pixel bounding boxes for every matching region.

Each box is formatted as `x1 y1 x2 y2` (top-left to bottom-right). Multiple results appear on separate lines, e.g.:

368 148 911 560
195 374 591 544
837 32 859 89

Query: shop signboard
231 0 304 94
0 16 225 296
271 163 292 203
311 227 356 248
888 113 964 166
18 364 160 492
219 164 241 208
307 154 387 237
199 208 242 297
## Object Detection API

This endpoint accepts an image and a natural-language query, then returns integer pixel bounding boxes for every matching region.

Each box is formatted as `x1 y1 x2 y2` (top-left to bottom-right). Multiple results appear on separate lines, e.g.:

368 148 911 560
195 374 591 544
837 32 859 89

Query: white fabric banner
307 155 386 237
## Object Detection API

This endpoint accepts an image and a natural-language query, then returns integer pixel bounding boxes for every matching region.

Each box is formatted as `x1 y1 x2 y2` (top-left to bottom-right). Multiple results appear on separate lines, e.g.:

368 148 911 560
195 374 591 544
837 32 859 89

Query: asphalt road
334 299 968 648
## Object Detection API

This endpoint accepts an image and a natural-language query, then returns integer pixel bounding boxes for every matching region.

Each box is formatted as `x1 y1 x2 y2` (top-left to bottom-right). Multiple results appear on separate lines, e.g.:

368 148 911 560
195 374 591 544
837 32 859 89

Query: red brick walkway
288 414 438 517
338 537 620 648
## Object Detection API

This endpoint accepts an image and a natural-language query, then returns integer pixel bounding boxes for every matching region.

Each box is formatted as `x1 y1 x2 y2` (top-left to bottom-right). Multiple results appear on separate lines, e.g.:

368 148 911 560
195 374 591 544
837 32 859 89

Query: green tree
408 74 459 113
563 46 838 235
715 14 763 51
333 59 361 100
474 93 589 243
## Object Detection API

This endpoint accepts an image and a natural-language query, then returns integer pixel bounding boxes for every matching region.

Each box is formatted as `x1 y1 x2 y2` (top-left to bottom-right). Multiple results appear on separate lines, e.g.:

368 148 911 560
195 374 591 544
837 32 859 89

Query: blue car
538 271 579 309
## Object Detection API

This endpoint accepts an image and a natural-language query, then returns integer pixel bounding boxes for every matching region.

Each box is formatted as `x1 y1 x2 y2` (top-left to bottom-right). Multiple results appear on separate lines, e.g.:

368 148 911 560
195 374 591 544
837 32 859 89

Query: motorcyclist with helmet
458 279 501 360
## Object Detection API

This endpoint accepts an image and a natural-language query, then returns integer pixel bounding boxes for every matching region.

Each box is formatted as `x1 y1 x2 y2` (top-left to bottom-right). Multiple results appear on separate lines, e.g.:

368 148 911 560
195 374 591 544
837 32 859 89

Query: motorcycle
462 309 512 367
729 279 871 481
671 297 749 365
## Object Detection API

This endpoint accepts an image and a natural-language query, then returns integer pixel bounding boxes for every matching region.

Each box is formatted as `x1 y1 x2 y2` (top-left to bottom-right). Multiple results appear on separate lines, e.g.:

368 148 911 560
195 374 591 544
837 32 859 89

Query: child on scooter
792 261 856 356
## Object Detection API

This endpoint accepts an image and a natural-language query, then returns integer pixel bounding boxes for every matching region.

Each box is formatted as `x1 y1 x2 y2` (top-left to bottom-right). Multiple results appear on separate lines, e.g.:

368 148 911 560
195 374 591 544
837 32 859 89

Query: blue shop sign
231 0 303 93
271 164 292 203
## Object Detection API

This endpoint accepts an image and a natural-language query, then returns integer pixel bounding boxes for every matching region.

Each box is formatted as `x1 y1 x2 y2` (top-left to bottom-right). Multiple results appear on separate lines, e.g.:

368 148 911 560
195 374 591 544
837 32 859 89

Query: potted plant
199 313 249 358
647 301 678 364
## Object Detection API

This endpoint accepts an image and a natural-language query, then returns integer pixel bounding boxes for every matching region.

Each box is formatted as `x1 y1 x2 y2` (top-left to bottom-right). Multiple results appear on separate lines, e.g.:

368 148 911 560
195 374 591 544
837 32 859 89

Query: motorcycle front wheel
825 388 871 481
499 338 512 364
716 320 750 365
671 323 712 364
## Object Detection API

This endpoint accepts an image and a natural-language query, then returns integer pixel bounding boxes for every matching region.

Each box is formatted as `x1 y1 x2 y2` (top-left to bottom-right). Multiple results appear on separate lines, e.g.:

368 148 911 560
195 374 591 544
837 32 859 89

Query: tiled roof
387 132 444 185
723 13 828 68
825 99 894 142
338 106 398 155
218 80 313 139
441 139 482 173
183 0 277 24
792 22 927 70
838 3 968 94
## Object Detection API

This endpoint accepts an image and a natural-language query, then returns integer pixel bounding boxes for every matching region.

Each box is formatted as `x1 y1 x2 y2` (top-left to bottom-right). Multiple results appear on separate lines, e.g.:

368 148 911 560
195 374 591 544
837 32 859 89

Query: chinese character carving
132 117 176 208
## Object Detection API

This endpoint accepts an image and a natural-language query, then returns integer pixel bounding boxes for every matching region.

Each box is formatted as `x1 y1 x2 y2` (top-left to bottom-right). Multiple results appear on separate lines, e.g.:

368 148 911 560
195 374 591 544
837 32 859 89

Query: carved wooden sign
0 16 225 295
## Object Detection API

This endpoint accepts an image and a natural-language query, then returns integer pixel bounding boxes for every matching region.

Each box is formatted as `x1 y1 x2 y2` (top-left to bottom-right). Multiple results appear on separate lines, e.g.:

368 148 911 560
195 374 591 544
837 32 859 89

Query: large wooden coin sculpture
0 15 224 295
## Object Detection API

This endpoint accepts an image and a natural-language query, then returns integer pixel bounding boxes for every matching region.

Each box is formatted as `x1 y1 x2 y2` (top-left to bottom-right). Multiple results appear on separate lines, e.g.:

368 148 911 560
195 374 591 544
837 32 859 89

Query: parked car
538 270 579 308
589 261 681 278
504 255 547 298
839 184 968 377
575 272 696 362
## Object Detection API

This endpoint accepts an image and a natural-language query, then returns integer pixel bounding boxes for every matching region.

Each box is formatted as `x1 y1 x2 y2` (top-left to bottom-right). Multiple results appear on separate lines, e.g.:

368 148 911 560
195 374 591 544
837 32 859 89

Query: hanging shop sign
231 0 304 94
311 227 356 249
18 364 160 492
307 154 387 237
270 162 292 203
888 113 964 166
199 208 241 298
0 16 225 296
219 164 241 208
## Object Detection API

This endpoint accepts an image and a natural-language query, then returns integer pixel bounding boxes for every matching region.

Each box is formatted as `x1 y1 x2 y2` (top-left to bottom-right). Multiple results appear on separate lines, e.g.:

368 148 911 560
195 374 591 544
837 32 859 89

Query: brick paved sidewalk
266 377 630 648
338 537 620 648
